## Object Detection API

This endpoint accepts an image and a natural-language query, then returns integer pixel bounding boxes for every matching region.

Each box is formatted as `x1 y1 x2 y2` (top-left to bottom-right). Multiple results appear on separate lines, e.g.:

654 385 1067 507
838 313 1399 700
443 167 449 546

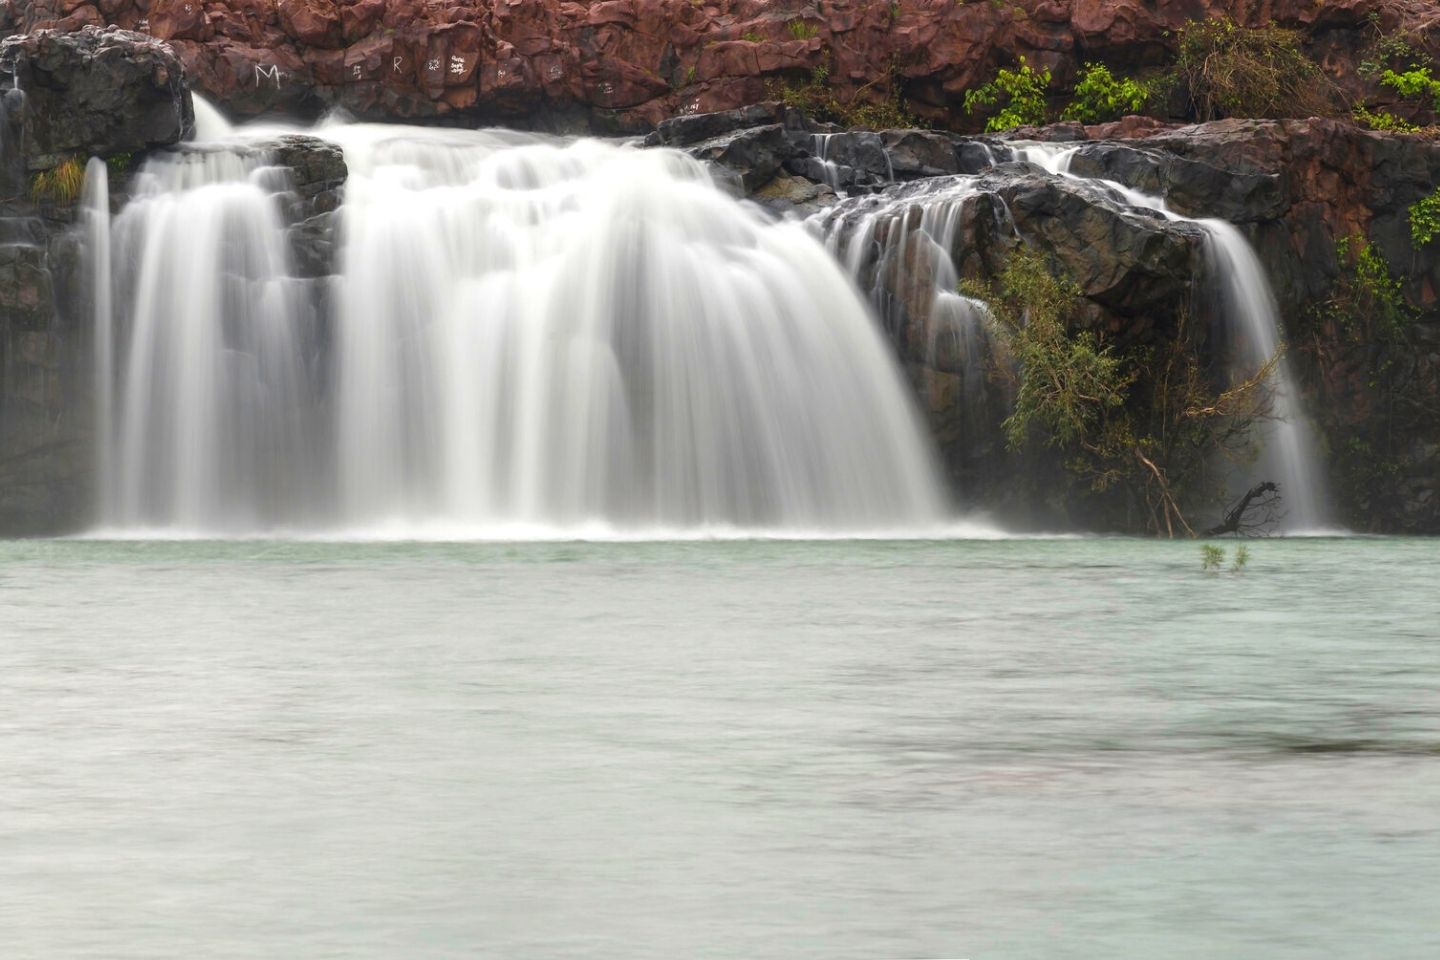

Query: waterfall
816 139 1329 532
1022 142 1329 531
89 120 949 536
81 159 112 517
98 147 322 530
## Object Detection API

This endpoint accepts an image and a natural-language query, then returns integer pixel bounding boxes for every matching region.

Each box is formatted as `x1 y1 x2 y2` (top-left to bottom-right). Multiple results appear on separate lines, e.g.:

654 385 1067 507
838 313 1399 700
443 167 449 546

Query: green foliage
740 30 763 43
104 152 134 174
1061 63 1149 123
1380 67 1440 112
1199 544 1250 572
1358 12 1431 78
1411 189 1440 247
964 57 1051 132
1173 17 1335 121
787 20 819 41
1303 236 1434 530
1325 236 1410 341
1352 105 1420 133
1231 544 1249 572
963 249 1129 450
965 247 1277 537
29 156 86 204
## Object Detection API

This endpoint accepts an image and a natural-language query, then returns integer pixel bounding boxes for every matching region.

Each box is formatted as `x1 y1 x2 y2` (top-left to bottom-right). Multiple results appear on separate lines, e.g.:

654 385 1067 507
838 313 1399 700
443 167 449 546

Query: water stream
88 111 947 536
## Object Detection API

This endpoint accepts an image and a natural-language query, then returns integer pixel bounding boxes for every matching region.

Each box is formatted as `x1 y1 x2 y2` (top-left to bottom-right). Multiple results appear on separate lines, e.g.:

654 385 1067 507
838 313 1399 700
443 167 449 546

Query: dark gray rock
682 123 788 194
882 130 962 179
648 103 803 148
0 26 192 171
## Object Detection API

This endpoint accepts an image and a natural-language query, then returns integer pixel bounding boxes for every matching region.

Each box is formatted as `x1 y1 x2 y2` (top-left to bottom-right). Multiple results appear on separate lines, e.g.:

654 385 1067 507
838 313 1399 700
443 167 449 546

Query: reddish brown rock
8 0 1440 130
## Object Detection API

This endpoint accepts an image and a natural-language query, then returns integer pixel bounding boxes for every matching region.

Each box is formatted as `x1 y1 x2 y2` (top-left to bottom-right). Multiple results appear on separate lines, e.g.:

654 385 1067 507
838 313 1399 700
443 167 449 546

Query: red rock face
11 0 1440 130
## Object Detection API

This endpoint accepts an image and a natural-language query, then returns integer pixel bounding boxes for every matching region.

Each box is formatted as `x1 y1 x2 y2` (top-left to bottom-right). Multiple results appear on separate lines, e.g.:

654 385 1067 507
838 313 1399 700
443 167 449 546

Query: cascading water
1014 142 1329 531
812 139 1329 532
89 111 950 536
93 145 333 530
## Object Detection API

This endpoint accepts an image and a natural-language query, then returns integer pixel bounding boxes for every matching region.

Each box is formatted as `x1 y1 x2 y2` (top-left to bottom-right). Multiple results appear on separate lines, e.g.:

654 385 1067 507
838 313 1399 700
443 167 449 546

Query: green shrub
962 248 1130 451
740 31 763 43
1061 63 1149 123
1411 189 1440 247
964 57 1051 132
29 156 87 204
1173 17 1335 121
1325 236 1410 341
1380 66 1440 112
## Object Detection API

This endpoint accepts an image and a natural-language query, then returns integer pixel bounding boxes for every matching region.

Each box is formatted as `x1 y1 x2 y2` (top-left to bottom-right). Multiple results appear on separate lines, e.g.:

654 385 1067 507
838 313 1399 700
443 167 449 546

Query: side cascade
86 107 950 537
810 141 1330 533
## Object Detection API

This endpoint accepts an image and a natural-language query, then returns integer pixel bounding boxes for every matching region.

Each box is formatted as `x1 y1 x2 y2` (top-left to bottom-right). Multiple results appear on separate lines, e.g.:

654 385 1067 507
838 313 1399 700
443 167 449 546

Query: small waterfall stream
1018 142 1329 530
87 112 948 536
810 140 1330 532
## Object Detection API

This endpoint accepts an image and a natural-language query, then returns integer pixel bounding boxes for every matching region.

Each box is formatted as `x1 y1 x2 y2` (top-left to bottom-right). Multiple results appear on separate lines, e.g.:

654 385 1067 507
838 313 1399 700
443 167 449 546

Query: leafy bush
1325 236 1411 341
29 156 86 204
1380 67 1440 112
1411 189 1440 247
963 248 1129 450
1173 17 1336 121
1061 63 1149 123
964 57 1050 132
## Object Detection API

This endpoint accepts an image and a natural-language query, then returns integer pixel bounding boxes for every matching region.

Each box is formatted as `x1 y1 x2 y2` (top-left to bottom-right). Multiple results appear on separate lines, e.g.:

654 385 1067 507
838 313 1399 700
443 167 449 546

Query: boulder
0 26 192 169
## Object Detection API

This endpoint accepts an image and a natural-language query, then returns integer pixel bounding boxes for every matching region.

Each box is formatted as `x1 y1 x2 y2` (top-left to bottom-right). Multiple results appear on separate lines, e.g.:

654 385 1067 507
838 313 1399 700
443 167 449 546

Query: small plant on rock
787 20 819 41
29 156 86 204
1411 189 1440 247
964 57 1051 132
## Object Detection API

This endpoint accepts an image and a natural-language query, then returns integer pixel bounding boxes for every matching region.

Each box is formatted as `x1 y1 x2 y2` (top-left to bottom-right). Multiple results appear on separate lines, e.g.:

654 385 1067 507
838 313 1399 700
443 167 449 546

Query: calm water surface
1 537 1437 959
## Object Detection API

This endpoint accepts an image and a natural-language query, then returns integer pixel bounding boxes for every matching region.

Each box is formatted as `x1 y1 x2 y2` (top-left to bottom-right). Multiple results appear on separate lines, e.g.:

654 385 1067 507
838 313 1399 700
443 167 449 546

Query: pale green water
1 537 1437 958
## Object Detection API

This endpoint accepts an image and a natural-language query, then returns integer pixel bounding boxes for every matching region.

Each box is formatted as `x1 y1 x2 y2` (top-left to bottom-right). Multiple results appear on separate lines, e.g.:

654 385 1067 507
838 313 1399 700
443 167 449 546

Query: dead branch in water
1205 481 1281 537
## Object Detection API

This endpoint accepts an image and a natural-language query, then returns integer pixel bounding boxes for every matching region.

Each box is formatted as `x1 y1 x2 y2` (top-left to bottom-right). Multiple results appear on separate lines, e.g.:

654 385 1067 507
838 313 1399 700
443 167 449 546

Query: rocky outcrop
0 26 192 170
10 0 1439 132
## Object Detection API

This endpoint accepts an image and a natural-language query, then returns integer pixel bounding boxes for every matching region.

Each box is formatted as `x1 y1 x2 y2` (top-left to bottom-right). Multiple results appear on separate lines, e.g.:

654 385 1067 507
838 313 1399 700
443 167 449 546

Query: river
2 536 1437 958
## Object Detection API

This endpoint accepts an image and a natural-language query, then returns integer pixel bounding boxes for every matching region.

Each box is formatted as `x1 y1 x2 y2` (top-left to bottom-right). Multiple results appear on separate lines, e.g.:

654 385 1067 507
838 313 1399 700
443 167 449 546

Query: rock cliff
7 0 1439 130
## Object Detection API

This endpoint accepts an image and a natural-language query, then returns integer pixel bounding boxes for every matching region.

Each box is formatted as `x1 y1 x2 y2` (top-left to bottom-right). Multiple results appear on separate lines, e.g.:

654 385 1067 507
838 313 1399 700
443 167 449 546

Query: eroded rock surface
9 0 1438 130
